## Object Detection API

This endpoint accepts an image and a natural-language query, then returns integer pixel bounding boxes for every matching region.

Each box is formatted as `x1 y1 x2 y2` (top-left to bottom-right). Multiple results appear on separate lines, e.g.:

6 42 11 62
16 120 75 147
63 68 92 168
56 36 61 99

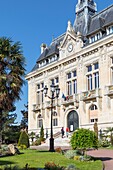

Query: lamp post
44 84 60 152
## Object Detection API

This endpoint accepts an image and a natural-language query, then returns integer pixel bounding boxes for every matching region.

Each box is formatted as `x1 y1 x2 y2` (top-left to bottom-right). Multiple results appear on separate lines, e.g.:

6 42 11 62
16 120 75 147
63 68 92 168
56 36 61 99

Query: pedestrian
61 127 64 138
66 127 69 137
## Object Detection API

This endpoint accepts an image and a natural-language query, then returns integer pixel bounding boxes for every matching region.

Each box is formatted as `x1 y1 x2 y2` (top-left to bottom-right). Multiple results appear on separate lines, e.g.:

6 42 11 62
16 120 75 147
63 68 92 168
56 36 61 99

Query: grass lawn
0 149 102 170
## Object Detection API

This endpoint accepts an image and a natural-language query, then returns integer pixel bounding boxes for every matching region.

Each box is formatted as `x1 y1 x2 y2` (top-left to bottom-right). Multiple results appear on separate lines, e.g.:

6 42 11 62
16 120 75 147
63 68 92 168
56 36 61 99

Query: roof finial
67 20 73 32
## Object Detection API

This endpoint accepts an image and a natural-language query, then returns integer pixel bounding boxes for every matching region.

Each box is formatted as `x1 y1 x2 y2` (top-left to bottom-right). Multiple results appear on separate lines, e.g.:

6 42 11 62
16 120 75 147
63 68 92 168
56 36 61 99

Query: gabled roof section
36 33 65 63
60 21 77 48
88 4 113 35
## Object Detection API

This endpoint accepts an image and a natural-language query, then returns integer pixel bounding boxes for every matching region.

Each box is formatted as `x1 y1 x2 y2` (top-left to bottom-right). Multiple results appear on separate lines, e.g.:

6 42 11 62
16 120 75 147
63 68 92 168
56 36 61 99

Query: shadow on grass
0 160 16 166
93 156 113 162
36 150 49 153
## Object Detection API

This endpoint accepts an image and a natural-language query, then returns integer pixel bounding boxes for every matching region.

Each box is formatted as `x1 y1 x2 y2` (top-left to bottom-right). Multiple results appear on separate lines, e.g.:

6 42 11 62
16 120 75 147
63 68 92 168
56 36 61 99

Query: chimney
40 43 46 54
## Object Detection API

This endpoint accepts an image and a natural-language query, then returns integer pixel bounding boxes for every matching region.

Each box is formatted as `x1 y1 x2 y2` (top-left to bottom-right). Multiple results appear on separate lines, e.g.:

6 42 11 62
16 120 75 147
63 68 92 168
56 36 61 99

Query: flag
62 93 66 101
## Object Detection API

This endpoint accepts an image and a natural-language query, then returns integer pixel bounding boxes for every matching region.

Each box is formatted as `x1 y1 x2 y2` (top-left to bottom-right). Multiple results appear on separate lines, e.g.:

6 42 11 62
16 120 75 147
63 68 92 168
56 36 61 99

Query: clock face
67 43 73 52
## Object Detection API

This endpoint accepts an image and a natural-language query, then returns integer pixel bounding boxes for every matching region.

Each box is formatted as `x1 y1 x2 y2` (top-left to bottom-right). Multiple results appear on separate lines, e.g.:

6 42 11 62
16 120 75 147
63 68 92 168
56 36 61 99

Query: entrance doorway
67 110 79 132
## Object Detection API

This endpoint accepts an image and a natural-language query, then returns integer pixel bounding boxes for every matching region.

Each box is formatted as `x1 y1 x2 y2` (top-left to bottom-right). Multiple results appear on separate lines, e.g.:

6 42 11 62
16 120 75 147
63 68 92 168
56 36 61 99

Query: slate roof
31 33 65 72
88 4 113 35
30 3 113 73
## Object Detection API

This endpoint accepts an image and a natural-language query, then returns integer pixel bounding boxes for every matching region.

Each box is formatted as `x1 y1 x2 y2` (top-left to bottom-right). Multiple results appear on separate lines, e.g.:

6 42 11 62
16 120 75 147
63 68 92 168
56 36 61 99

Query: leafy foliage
44 162 65 170
70 128 98 155
20 104 28 130
0 37 26 144
40 124 45 142
103 127 113 146
65 164 80 170
18 131 30 148
64 150 81 159
0 37 26 112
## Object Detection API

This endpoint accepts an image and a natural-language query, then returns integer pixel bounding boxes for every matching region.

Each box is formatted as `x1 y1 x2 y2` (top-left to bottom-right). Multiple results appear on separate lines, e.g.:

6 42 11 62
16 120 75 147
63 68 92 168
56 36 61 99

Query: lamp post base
49 138 55 152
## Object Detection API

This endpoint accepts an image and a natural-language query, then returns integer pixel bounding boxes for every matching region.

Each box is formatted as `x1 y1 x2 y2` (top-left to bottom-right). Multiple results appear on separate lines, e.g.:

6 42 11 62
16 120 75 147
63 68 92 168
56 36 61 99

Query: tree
40 124 45 142
1 111 20 144
0 37 26 144
70 128 98 155
20 103 28 130
18 130 30 148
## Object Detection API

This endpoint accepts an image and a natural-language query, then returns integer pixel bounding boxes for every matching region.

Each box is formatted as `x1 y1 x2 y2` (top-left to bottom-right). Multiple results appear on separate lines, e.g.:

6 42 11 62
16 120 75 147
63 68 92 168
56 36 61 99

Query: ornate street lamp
44 84 60 152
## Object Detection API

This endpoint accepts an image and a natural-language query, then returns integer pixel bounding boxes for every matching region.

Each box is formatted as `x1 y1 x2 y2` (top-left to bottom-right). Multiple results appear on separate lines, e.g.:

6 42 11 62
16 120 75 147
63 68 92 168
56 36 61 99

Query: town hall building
26 0 113 136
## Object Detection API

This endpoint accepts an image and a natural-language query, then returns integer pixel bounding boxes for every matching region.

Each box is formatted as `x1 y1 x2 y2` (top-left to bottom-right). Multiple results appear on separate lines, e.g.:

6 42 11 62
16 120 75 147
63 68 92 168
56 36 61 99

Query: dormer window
107 25 113 35
46 59 49 64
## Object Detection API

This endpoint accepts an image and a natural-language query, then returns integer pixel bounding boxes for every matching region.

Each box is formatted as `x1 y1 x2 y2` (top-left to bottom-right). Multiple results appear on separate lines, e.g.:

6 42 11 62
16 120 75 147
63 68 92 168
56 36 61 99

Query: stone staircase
30 133 72 150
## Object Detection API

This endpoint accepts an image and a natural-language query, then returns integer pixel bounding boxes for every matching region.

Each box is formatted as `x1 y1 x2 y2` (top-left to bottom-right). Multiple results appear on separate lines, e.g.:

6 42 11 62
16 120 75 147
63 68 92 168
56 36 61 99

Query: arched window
90 105 98 110
89 104 98 123
53 111 57 116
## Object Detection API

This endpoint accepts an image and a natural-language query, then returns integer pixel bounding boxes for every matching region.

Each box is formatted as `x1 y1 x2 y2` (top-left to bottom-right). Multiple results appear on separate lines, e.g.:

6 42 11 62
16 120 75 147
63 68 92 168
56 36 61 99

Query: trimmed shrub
18 131 30 148
70 128 98 155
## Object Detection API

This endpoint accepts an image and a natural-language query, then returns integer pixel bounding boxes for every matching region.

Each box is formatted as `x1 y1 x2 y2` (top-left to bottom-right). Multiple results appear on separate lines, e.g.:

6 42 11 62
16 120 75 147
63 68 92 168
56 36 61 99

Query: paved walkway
87 149 113 170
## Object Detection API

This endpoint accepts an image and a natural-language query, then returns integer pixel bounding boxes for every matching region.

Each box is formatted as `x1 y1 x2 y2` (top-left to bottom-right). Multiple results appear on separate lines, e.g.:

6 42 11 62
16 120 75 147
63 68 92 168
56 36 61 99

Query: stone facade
26 0 113 136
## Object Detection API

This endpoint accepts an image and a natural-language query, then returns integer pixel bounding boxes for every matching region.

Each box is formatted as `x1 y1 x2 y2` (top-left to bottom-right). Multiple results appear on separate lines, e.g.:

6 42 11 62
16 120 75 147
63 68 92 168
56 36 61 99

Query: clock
67 43 73 52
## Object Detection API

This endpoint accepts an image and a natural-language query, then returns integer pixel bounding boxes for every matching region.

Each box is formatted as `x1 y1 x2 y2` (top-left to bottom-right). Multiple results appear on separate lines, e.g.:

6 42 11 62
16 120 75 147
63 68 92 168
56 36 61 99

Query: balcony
61 94 79 106
45 99 61 109
105 85 113 97
80 89 102 101
32 104 41 112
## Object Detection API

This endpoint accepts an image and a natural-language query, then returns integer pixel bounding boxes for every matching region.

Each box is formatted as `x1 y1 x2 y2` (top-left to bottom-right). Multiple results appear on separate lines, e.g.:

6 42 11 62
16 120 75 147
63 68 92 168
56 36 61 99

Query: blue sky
0 0 113 123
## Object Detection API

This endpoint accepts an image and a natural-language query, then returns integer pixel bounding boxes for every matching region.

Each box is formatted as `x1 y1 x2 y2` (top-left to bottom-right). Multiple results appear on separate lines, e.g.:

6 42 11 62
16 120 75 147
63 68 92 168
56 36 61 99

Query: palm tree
0 37 26 144
104 127 113 146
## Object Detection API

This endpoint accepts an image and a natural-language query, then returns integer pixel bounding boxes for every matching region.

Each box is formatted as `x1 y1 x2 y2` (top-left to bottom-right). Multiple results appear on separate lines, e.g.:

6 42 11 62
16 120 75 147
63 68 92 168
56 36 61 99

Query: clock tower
73 0 97 36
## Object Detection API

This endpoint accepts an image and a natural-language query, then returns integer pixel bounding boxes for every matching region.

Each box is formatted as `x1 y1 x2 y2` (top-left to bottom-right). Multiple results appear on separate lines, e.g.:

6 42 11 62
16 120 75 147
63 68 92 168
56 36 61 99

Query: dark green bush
18 131 30 148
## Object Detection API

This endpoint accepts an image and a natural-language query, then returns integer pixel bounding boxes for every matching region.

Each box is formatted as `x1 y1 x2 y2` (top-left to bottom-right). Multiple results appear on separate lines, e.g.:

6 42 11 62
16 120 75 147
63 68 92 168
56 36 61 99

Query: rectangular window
111 58 113 64
91 36 95 43
111 68 113 84
91 119 94 123
67 72 71 79
73 70 77 77
41 82 44 88
87 75 92 90
38 119 43 128
97 33 100 40
94 72 99 88
41 91 44 103
67 81 72 95
55 77 59 84
53 118 58 126
73 80 77 94
37 92 40 104
90 118 98 123
37 84 40 89
51 79 54 85
87 65 92 72
94 62 99 70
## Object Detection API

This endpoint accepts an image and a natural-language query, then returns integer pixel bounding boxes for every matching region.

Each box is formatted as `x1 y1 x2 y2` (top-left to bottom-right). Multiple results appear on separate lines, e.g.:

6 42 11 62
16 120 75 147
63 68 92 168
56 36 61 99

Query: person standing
66 127 69 137
61 127 64 138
